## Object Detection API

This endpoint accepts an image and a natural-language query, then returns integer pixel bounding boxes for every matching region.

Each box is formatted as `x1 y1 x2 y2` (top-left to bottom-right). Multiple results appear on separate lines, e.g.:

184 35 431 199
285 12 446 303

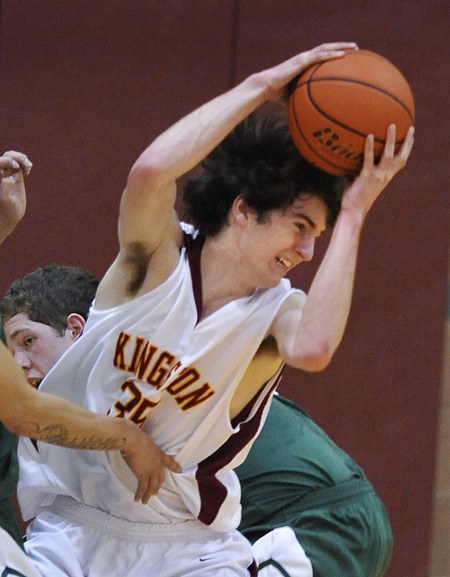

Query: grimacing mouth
276 256 292 269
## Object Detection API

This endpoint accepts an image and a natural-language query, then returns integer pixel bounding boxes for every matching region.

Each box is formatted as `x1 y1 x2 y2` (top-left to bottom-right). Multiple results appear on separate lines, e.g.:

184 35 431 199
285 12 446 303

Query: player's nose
14 349 32 371
295 235 315 262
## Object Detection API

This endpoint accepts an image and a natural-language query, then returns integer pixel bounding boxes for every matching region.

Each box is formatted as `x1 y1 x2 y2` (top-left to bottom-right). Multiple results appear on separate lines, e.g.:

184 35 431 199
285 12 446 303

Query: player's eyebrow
6 327 29 341
291 210 326 235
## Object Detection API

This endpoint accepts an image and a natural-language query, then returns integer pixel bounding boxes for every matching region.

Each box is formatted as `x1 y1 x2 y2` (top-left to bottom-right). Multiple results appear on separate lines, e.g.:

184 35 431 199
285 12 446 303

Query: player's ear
231 195 254 227
66 313 86 341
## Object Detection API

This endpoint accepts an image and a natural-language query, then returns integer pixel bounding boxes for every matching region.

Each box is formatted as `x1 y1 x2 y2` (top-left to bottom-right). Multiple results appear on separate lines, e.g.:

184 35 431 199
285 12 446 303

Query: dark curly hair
0 264 99 335
182 112 345 236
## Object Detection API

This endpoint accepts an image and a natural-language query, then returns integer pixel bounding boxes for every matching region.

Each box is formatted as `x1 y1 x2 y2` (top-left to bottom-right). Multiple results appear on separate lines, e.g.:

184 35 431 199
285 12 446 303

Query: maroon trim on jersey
184 231 205 322
247 559 258 576
196 373 283 526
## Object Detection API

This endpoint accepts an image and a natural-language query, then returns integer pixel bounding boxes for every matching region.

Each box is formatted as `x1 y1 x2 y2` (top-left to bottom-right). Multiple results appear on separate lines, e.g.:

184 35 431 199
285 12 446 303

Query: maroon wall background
1 2 448 576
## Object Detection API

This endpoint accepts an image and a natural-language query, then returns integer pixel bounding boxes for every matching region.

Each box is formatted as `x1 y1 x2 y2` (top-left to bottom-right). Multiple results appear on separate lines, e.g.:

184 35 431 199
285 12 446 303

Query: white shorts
25 497 256 577
252 527 313 577
0 527 42 577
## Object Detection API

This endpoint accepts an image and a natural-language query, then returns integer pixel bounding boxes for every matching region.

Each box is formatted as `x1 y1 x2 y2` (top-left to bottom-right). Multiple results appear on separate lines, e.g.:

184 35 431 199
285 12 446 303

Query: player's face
238 194 328 288
3 312 74 388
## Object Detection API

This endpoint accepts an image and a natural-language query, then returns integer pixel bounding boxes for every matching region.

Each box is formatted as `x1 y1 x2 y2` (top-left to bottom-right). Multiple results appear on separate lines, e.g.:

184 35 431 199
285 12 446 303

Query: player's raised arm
273 125 415 371
118 43 358 255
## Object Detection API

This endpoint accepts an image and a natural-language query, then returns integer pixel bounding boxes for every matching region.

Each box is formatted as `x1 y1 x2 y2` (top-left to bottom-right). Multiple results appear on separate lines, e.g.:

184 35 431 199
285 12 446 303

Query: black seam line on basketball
296 76 413 118
301 78 401 144
290 94 359 174
290 92 351 173
296 76 414 122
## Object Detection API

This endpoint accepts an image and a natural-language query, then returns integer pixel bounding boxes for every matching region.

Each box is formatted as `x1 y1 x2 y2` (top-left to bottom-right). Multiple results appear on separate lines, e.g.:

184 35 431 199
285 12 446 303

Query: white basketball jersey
18 226 302 532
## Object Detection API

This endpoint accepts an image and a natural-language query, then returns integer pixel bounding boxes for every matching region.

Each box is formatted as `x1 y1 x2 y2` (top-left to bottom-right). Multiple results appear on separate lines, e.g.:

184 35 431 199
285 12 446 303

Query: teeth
28 379 42 389
276 257 292 268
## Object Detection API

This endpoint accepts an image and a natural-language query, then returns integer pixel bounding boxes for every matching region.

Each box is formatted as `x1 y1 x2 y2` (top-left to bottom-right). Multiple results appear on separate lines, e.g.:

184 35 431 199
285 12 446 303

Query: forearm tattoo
28 422 127 450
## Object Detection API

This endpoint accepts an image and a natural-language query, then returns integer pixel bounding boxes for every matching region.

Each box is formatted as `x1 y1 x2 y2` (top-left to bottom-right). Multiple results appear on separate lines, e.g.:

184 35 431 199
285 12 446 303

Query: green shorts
240 476 392 577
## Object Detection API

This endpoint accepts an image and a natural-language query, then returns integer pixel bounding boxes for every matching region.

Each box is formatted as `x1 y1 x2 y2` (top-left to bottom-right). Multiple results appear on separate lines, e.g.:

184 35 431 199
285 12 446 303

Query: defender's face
3 313 74 388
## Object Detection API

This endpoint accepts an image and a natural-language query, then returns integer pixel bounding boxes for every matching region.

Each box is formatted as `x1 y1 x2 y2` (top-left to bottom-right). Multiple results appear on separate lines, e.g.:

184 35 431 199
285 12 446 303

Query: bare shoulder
95 213 184 310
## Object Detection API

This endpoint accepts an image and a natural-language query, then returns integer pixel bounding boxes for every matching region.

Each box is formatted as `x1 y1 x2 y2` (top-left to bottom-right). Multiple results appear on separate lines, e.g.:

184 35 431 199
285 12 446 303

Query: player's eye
22 336 36 348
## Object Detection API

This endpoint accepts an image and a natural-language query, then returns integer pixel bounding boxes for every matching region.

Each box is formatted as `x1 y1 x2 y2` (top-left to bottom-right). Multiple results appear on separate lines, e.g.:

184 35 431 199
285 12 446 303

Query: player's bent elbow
127 159 161 193
302 354 332 372
290 346 334 372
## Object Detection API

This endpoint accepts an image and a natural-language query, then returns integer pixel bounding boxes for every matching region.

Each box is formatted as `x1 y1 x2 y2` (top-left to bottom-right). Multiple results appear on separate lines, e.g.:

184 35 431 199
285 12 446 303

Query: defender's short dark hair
182 112 345 236
0 264 99 335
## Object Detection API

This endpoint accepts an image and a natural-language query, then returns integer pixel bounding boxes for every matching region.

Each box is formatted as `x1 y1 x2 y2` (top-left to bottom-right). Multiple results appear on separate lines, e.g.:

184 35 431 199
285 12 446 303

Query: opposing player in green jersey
237 394 393 577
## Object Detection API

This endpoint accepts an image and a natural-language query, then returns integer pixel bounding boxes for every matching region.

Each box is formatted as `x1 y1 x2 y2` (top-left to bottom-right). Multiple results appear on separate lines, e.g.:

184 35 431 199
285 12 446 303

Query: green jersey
0 423 23 548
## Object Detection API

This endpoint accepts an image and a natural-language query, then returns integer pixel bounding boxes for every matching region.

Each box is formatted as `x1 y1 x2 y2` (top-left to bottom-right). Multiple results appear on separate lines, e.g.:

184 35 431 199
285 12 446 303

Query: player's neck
199 237 257 319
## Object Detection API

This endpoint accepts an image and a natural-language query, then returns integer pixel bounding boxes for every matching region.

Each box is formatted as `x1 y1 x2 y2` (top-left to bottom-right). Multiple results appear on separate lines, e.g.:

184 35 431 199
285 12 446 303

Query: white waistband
48 496 214 542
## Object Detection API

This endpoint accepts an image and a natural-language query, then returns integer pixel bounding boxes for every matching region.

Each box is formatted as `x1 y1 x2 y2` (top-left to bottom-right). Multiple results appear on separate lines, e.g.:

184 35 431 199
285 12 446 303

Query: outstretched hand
341 124 415 220
121 426 181 504
258 42 358 103
0 150 32 243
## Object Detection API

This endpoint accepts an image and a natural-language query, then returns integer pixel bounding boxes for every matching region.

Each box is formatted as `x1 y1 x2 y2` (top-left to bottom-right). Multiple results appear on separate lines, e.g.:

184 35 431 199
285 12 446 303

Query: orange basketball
287 49 415 175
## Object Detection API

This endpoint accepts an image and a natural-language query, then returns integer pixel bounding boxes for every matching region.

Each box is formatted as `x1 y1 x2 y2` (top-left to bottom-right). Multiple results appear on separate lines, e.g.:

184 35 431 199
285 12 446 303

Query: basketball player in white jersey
4 265 390 577
15 43 413 577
